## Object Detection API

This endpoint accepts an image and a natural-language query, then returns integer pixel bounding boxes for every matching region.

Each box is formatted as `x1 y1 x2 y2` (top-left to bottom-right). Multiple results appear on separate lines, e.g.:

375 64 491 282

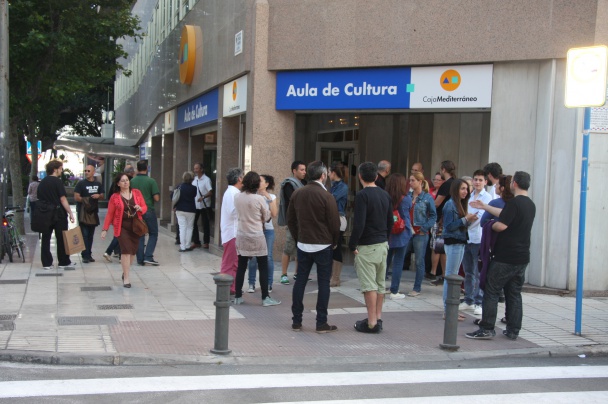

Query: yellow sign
179 25 197 85
565 45 608 108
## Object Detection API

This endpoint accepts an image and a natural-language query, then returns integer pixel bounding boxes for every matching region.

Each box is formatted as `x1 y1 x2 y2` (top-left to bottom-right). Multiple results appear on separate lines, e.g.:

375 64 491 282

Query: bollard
440 274 465 351
210 273 234 355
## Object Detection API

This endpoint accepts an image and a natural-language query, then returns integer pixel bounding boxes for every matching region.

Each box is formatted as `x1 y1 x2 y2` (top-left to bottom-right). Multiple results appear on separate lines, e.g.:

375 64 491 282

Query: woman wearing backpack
385 174 413 299
406 171 437 297
173 171 197 252
442 179 477 320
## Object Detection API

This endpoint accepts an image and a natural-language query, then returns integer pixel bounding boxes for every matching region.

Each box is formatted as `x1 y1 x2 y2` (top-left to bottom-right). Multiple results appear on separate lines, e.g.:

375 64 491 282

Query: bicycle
2 206 25 263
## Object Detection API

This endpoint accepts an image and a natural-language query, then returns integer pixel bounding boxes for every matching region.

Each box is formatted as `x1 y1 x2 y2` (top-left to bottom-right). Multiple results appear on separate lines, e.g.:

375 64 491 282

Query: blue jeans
80 224 96 259
248 229 275 287
462 243 482 305
442 243 465 308
105 237 121 256
409 234 429 292
480 260 527 334
292 247 332 327
387 245 407 294
137 210 158 263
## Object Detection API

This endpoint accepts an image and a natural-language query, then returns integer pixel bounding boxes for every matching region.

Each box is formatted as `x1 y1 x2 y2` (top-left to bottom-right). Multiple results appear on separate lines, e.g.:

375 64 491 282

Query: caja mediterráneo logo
440 69 461 91
232 80 237 101
179 25 198 85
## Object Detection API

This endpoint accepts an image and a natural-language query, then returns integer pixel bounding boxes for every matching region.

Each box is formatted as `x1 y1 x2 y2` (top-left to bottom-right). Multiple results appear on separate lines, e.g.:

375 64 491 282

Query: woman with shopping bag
101 173 147 288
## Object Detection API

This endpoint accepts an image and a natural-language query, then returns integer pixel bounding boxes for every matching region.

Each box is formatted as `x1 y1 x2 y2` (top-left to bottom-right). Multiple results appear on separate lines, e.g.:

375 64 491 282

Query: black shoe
175 240 180 245
315 323 338 333
292 323 302 332
123 283 131 288
89 258 96 262
425 273 436 280
465 328 496 339
503 329 518 340
377 319 383 330
137 261 145 266
430 277 444 286
354 318 380 334
82 259 90 264
501 317 508 324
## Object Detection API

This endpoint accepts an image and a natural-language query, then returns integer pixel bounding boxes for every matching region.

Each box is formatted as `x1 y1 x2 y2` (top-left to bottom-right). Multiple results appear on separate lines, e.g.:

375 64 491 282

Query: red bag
391 197 406 234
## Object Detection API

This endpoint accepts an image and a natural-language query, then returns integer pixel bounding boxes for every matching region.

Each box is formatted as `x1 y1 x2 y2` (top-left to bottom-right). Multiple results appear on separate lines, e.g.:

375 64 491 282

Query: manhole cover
0 314 17 320
0 321 15 331
97 304 133 310
57 316 118 326
0 280 27 284
35 273 63 277
81 286 113 292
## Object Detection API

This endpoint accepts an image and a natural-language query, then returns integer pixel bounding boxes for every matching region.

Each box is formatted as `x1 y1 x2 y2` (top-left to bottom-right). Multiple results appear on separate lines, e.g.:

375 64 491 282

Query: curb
2 344 608 367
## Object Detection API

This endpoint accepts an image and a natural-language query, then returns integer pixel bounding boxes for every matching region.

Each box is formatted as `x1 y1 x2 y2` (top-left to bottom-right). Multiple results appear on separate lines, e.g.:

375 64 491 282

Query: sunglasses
85 170 92 172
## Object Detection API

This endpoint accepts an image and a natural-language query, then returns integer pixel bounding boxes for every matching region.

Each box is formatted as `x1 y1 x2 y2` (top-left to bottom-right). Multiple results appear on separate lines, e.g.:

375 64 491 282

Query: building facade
114 0 608 291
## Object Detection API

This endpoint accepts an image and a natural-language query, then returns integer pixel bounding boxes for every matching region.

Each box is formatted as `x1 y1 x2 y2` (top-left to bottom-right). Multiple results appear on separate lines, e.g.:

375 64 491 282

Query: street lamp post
0 0 10 262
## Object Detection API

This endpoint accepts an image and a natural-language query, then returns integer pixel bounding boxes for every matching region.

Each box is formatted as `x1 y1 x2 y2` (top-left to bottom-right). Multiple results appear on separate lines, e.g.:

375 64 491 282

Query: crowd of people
216 158 535 340
35 154 535 341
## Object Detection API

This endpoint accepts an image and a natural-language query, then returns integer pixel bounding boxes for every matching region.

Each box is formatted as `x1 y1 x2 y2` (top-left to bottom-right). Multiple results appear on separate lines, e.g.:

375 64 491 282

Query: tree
7 0 140 232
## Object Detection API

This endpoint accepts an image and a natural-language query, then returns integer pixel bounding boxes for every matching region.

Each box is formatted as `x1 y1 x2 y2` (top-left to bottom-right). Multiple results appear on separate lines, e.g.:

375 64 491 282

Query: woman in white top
247 174 278 293
233 171 281 307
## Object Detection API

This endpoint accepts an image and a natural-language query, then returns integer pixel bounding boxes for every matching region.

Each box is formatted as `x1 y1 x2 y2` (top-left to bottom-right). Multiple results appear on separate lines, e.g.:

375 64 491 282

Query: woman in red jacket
101 173 147 288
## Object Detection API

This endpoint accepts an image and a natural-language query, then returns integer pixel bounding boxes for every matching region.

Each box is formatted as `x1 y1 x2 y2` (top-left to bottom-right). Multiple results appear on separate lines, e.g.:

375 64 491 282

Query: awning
53 135 139 159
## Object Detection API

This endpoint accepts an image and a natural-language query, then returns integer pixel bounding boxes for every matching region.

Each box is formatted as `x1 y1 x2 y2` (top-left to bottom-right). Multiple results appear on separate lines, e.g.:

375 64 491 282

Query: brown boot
330 261 343 287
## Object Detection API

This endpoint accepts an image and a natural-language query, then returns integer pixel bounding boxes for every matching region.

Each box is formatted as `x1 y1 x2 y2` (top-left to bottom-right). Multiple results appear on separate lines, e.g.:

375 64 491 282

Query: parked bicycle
2 206 25 263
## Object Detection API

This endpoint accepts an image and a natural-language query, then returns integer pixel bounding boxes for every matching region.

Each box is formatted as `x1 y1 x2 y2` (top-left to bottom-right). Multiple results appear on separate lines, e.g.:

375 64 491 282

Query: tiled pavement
0 209 607 365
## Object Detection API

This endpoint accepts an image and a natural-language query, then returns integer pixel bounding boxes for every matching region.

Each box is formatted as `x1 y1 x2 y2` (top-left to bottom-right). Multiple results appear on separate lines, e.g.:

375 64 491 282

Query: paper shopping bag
63 226 86 256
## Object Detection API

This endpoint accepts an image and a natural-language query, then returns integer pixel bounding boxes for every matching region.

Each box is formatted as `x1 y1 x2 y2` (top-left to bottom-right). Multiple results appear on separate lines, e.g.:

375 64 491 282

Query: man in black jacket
287 161 340 334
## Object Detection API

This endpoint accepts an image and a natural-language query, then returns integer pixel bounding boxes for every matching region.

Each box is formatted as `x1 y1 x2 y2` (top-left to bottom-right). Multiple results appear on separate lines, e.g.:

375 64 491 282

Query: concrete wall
267 0 599 70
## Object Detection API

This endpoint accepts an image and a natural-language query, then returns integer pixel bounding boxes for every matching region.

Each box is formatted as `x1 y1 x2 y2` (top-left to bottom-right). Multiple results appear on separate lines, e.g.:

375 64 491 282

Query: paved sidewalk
0 210 607 366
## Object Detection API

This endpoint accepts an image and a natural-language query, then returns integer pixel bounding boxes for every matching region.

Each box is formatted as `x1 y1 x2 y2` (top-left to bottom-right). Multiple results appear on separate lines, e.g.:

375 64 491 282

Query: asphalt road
1 355 607 403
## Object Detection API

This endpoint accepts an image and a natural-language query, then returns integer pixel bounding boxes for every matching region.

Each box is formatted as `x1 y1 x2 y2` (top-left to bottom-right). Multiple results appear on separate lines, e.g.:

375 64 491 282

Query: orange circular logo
179 25 197 85
232 81 237 101
440 69 461 91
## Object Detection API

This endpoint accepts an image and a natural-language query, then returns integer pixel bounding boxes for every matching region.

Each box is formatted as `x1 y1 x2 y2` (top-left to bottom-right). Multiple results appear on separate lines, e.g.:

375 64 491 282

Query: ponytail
421 179 429 193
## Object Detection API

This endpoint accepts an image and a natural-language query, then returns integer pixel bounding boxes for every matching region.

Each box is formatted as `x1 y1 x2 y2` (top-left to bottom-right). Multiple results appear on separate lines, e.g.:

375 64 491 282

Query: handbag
133 216 148 236
63 226 86 255
431 220 445 254
172 185 181 207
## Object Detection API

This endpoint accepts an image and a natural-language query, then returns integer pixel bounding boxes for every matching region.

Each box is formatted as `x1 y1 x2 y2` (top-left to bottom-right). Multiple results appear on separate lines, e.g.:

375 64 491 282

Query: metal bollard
440 274 465 351
210 273 234 355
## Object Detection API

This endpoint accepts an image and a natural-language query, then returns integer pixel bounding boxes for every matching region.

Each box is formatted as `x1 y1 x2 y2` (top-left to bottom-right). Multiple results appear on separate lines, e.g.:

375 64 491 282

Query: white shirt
193 174 213 209
220 185 240 243
263 194 276 231
467 188 492 244
487 183 499 200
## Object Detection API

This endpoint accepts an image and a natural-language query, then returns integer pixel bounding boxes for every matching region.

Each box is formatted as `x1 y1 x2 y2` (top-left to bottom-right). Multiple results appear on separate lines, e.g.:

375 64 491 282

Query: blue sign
26 140 42 155
276 68 412 110
177 88 219 130
139 145 146 160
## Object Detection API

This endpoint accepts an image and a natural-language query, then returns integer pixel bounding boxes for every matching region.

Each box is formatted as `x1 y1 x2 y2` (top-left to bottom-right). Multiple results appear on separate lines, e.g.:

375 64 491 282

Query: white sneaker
42 266 53 271
390 292 406 300
247 285 255 293
473 305 483 315
459 302 474 311
103 253 112 263
262 296 281 306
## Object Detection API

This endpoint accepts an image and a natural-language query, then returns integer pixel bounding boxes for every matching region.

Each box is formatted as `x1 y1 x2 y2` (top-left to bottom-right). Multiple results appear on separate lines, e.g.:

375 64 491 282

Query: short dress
117 196 140 255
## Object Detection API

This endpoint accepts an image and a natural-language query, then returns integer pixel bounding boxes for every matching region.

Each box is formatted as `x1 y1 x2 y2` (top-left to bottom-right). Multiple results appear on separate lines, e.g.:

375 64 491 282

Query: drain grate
0 280 27 284
0 321 15 331
81 286 113 292
0 315 17 321
97 304 133 310
35 273 63 277
57 316 118 326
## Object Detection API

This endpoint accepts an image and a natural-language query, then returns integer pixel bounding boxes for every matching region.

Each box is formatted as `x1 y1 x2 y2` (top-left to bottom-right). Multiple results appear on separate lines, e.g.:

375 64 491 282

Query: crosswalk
1 366 607 400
